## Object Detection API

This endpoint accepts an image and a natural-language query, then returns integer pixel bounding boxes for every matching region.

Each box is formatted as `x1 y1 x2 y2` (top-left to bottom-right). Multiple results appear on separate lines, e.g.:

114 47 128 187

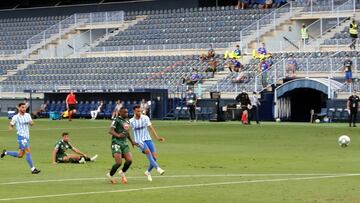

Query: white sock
31 167 36 171
5 152 7 155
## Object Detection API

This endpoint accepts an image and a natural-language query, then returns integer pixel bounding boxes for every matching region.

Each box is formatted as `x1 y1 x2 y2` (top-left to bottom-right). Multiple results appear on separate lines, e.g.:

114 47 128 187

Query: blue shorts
17 135 30 150
137 140 156 153
345 71 352 80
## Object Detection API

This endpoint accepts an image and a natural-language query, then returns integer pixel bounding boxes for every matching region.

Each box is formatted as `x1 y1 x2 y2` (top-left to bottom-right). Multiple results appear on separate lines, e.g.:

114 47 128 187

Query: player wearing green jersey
106 107 135 184
52 132 98 164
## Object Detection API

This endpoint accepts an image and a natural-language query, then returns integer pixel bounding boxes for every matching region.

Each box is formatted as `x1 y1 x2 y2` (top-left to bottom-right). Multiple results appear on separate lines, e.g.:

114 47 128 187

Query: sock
110 163 121 176
68 158 79 163
83 156 91 161
145 153 159 169
122 161 132 173
6 151 19 157
241 113 246 122
25 153 34 168
147 157 157 172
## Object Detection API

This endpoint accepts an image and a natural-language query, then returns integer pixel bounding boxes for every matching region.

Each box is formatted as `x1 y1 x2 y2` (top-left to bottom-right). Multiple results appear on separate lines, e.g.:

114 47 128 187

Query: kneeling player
52 132 97 164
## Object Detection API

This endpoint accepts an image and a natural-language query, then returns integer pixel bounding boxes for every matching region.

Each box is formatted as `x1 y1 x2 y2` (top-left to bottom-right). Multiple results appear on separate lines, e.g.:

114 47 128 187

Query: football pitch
0 118 360 202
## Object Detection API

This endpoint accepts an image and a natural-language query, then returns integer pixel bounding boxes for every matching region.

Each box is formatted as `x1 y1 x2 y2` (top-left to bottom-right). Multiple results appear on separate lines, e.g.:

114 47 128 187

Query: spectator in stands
234 45 241 58
286 53 298 78
347 90 360 127
232 72 250 83
230 58 243 72
181 75 191 85
190 70 203 84
256 0 266 8
273 0 287 7
266 53 274 67
254 42 271 60
90 101 104 120
249 92 261 124
241 0 250 9
301 23 309 45
223 45 241 61
265 0 273 8
207 58 218 76
112 99 123 119
349 18 358 50
235 91 251 124
207 44 215 60
236 0 241 9
140 98 150 116
201 44 215 61
185 88 197 122
257 42 267 56
342 55 354 84
258 59 269 88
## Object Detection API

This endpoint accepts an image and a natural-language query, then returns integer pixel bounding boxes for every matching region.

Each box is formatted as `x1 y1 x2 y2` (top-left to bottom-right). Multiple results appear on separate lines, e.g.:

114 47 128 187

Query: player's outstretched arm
52 149 58 164
72 147 87 157
148 125 165 142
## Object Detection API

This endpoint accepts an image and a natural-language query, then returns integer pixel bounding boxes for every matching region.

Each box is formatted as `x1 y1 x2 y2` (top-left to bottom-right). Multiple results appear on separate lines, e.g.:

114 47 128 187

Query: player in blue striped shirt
1 102 40 174
129 105 165 181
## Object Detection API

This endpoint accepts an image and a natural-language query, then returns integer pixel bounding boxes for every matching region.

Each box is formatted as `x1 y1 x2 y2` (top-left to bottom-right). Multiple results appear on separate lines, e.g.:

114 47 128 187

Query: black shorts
68 104 76 111
350 34 358 39
241 106 248 111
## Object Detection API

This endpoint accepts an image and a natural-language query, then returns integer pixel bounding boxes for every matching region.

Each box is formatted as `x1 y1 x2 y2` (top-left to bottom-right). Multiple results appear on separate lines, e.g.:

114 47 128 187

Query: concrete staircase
0 60 37 82
76 16 147 56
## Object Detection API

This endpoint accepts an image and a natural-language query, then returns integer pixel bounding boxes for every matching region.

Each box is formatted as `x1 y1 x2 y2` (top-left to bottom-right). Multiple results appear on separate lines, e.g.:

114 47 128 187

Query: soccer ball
275 118 281 122
338 135 351 147
315 119 320 123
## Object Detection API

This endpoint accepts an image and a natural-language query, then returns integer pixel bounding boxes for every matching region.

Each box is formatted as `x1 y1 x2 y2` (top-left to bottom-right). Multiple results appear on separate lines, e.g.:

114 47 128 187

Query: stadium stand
94 7 275 49
0 16 67 51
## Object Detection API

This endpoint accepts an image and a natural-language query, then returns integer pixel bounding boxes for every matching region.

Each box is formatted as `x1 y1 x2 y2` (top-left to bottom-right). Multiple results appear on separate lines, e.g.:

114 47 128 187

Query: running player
65 90 77 121
106 107 135 184
129 105 165 182
52 132 98 164
1 102 41 174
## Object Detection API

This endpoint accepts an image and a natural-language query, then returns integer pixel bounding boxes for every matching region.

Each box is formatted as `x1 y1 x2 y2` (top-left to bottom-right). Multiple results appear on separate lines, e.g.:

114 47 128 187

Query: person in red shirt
65 90 77 121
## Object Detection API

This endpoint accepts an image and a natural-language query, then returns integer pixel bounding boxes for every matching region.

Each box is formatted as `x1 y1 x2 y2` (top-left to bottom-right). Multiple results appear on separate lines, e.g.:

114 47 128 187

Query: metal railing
0 83 187 93
209 52 359 93
25 11 124 56
86 42 234 56
301 0 356 14
265 38 360 52
239 2 293 52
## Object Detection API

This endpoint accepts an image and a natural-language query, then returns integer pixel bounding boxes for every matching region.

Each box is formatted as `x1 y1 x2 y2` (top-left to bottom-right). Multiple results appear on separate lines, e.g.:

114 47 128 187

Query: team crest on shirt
123 123 130 130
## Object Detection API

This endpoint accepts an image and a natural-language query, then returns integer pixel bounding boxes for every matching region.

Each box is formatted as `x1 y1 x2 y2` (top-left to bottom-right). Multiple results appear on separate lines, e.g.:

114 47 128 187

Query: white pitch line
0 173 358 186
0 174 359 201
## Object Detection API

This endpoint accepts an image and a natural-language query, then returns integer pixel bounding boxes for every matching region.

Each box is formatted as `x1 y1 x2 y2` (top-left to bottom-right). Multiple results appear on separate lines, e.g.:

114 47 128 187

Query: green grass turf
0 118 360 202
